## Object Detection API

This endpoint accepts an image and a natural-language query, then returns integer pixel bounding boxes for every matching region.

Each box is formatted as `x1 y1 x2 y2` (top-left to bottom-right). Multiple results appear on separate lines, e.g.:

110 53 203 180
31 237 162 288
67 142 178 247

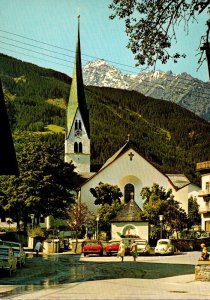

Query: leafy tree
90 182 124 237
90 182 123 205
97 200 125 237
188 196 201 227
0 131 81 231
109 0 210 72
141 183 188 238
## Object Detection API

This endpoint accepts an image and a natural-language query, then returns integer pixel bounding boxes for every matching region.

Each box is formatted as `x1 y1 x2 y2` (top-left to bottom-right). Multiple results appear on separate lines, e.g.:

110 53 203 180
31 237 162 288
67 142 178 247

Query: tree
188 196 201 227
90 182 124 237
68 201 95 253
141 183 188 238
97 200 125 237
109 0 210 74
90 182 123 205
0 131 81 231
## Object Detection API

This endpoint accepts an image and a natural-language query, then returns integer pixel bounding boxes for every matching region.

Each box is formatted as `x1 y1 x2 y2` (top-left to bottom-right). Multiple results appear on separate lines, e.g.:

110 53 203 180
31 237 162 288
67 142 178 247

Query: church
65 17 191 217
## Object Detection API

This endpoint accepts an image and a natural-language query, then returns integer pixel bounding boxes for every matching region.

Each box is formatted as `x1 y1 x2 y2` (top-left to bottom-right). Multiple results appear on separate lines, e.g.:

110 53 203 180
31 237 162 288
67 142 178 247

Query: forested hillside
1 53 210 185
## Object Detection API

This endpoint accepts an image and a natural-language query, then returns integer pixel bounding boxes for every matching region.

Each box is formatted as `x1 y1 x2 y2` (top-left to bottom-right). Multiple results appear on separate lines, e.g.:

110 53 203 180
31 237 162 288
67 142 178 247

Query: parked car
155 239 175 255
83 240 103 256
135 239 150 255
106 240 121 256
0 245 17 276
2 241 26 267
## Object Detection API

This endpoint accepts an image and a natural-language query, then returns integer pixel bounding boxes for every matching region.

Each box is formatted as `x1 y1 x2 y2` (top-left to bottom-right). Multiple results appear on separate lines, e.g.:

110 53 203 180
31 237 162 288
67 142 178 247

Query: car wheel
84 253 87 256
99 252 103 256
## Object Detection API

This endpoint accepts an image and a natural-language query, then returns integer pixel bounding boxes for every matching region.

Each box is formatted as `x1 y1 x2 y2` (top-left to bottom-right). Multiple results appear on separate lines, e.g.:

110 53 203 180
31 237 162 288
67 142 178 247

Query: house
196 161 210 231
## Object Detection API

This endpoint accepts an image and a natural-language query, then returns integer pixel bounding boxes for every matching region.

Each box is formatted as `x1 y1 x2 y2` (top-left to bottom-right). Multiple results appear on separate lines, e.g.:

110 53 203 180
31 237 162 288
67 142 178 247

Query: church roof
165 174 190 189
0 79 19 175
66 16 90 139
111 199 146 222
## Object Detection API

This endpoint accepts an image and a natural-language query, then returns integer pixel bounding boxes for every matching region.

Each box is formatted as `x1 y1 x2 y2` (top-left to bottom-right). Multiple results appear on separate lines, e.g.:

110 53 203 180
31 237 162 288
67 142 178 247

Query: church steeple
66 15 90 139
65 16 90 175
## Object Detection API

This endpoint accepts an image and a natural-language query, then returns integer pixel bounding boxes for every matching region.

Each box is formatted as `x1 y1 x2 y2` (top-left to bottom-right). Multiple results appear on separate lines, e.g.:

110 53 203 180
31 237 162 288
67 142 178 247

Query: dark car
83 240 103 256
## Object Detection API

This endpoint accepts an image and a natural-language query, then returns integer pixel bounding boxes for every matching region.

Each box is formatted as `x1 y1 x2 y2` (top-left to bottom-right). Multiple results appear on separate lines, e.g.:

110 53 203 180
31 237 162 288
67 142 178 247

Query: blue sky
0 0 209 81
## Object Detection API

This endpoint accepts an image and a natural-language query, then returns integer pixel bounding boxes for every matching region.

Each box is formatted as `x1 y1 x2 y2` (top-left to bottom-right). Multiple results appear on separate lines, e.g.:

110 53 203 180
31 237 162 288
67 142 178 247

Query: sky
0 0 209 82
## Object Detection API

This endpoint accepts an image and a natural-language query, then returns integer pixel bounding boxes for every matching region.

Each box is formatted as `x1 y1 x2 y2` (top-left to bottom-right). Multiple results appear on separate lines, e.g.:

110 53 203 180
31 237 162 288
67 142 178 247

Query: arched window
124 183 134 203
74 142 78 153
78 120 82 130
79 142 83 153
75 120 78 130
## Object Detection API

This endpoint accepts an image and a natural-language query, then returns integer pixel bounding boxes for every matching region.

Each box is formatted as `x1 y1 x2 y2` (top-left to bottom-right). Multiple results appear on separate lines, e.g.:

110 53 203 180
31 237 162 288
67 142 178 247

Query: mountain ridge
83 59 210 121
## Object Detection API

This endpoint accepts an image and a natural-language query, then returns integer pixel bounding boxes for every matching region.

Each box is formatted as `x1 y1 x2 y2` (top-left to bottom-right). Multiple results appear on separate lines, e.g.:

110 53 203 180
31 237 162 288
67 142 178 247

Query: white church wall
80 148 179 213
171 185 189 214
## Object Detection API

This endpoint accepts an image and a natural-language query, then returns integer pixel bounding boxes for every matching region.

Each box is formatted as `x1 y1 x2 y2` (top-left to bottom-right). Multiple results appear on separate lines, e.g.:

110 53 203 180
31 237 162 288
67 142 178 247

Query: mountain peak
83 59 210 121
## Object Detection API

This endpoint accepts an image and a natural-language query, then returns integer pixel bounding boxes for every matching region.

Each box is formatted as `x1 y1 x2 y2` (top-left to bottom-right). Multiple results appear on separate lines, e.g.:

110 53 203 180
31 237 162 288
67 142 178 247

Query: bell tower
65 16 90 175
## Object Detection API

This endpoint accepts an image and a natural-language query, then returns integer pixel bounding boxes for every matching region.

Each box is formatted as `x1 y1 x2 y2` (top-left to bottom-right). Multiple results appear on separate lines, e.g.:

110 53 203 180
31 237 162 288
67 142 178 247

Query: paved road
0 251 210 299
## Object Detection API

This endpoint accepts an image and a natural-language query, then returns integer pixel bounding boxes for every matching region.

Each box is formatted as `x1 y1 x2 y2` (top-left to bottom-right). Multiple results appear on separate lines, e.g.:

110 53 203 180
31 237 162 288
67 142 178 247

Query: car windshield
0 249 8 255
108 242 120 246
158 241 169 245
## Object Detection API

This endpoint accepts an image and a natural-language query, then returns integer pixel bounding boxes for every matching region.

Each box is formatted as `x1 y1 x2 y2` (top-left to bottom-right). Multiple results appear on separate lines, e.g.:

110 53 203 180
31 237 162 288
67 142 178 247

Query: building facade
196 161 210 231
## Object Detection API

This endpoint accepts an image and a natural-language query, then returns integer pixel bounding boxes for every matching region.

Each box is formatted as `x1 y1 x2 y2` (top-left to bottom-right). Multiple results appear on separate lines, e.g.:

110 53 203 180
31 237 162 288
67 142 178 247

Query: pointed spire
66 16 90 138
0 79 19 175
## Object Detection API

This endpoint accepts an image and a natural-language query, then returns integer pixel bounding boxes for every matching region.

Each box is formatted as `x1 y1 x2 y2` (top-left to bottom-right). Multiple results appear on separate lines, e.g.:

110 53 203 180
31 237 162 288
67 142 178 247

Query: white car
135 239 150 255
155 239 175 255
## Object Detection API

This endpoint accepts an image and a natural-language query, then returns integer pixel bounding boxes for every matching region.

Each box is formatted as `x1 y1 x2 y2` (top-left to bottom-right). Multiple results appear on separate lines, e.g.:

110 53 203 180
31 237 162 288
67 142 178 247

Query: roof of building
0 79 19 175
66 16 90 139
165 174 190 189
111 199 146 222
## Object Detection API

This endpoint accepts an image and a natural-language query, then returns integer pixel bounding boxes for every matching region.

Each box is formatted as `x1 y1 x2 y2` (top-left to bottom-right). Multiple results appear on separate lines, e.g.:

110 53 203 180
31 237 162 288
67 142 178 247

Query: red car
106 240 120 256
83 240 103 256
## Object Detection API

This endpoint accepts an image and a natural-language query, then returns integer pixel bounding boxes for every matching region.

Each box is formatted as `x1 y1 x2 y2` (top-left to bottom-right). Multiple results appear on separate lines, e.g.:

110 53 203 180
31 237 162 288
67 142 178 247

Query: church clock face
75 129 82 137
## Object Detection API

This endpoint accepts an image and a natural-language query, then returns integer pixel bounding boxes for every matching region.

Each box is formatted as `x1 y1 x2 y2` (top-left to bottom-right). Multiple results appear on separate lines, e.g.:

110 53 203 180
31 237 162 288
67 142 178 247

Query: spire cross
128 151 134 161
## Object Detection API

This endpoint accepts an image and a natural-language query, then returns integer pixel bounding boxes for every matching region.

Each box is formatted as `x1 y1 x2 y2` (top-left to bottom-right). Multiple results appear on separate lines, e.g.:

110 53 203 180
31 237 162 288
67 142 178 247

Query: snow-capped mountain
83 59 210 121
83 59 129 90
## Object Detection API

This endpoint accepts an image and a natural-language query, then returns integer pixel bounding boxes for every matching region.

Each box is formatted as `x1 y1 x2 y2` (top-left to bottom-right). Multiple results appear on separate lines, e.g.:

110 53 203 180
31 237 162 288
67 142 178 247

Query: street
0 251 209 299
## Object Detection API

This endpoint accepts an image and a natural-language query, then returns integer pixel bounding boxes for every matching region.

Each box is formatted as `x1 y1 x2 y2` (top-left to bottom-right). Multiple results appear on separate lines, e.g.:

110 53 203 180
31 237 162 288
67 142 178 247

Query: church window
124 183 134 203
74 142 78 153
75 120 78 130
79 142 83 153
79 120 82 130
